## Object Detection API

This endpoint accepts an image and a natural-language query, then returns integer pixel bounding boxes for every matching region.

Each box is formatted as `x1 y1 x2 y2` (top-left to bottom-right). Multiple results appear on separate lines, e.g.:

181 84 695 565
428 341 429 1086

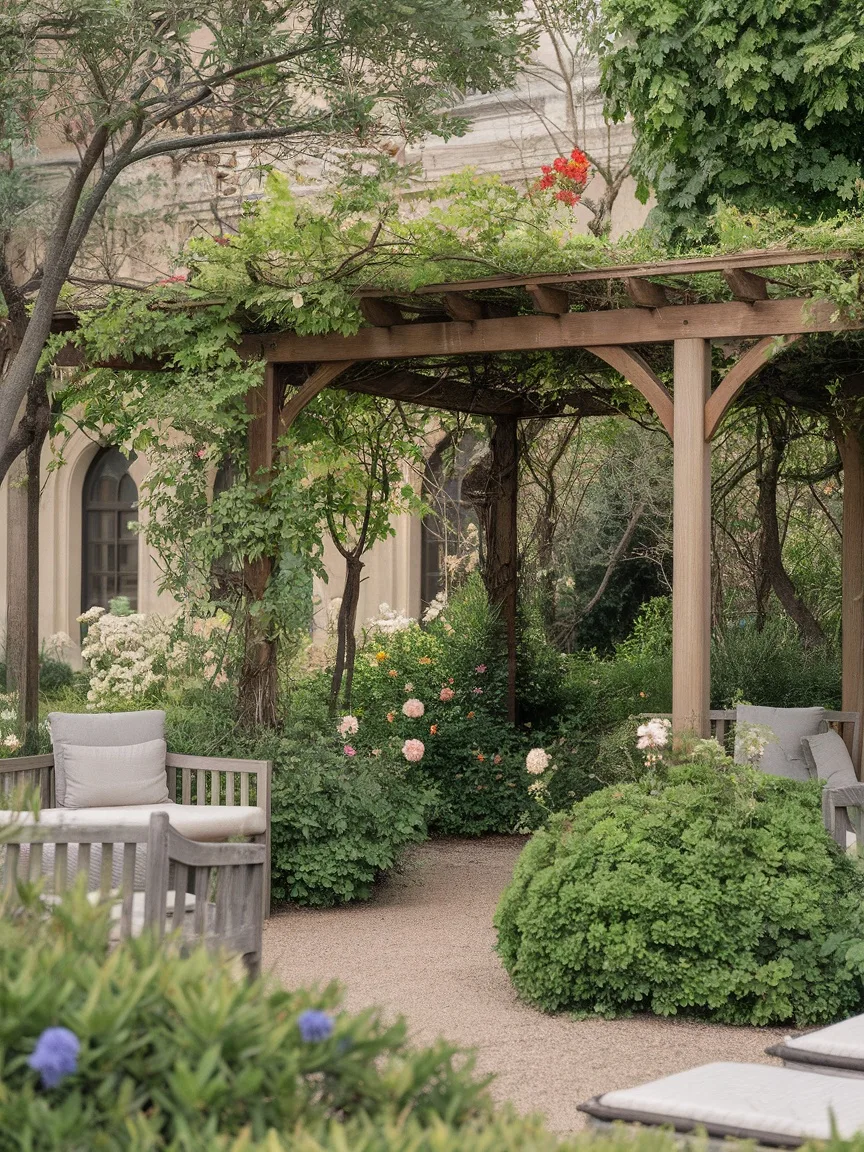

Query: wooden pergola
67 246 864 757
220 248 864 752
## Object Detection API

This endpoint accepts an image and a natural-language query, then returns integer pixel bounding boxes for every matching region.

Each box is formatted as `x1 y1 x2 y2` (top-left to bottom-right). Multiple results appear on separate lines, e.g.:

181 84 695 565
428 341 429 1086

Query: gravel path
264 835 788 1133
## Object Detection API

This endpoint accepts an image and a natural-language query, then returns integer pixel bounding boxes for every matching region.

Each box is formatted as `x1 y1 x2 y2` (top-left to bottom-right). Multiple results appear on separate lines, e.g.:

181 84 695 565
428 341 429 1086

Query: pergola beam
723 268 769 303
244 297 852 363
624 277 669 308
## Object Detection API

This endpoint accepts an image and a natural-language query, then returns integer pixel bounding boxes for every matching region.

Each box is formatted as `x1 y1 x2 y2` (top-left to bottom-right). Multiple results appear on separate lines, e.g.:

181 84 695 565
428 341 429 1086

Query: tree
599 0 864 232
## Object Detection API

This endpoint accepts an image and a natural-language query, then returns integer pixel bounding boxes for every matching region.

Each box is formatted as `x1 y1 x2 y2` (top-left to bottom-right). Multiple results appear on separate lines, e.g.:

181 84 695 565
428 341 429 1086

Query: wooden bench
0 751 272 916
1 811 265 976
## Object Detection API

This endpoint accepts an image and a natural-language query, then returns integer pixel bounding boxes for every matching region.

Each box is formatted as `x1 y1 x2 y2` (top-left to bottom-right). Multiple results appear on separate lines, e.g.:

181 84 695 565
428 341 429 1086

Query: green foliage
37 659 74 693
0 887 495 1148
495 758 864 1024
600 0 864 230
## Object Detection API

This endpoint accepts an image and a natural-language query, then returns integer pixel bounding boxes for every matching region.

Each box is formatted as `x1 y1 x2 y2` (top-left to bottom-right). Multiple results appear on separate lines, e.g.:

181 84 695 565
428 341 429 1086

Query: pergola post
484 415 519 723
672 339 712 737
839 426 864 775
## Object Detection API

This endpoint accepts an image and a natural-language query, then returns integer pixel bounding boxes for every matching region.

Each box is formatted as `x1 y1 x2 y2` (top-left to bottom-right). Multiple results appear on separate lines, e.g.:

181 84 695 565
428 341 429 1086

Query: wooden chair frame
0 750 272 916
1 812 265 975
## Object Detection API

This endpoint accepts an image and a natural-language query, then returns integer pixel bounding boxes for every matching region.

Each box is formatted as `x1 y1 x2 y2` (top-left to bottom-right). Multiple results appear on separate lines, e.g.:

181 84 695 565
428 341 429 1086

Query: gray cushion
48 711 166 806
734 705 824 781
62 739 170 808
801 728 859 790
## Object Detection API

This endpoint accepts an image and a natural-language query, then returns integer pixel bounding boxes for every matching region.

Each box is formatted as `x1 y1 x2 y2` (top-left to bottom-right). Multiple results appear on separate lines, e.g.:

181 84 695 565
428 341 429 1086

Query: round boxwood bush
495 759 864 1025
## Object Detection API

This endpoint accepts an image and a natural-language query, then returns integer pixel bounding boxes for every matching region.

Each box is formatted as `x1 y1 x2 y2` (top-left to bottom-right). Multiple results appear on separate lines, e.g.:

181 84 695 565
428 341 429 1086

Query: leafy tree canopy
599 0 864 233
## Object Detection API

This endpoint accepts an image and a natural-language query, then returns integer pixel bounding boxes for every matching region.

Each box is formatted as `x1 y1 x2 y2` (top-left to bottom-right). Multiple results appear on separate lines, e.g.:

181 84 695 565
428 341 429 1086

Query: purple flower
298 1009 334 1042
28 1027 80 1088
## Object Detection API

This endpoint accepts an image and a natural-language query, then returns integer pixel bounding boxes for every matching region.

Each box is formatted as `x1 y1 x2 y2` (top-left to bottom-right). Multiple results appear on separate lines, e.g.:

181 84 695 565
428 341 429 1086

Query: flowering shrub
78 605 232 708
496 756 864 1025
0 885 496 1144
349 584 541 835
0 693 22 756
534 148 591 207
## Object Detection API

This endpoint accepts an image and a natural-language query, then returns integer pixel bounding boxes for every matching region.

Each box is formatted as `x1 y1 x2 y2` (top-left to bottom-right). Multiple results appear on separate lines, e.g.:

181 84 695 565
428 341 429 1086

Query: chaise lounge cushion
769 1012 864 1074
48 710 166 806
734 705 824 781
62 739 170 808
0 804 266 841
801 729 859 790
580 1061 864 1143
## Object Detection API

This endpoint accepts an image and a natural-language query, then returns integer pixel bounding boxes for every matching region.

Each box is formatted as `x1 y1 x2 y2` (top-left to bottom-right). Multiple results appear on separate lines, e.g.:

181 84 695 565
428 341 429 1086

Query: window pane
82 449 139 614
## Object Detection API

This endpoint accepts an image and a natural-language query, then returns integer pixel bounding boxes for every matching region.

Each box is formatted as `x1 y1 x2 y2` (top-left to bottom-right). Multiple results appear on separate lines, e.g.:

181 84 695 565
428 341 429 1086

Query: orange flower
386 712 395 723
430 724 438 735
477 753 485 762
467 711 475 719
388 669 398 678
418 656 432 665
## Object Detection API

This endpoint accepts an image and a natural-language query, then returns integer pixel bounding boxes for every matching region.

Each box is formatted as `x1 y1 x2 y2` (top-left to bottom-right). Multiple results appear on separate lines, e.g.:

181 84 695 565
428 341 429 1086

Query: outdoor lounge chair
2 811 265 976
577 1062 864 1147
767 1013 864 1079
0 710 272 915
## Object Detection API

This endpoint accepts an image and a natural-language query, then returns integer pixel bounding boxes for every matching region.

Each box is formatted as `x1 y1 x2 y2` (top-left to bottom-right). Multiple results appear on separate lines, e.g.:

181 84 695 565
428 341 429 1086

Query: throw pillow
734 704 824 781
61 739 170 808
801 729 859 790
48 710 165 806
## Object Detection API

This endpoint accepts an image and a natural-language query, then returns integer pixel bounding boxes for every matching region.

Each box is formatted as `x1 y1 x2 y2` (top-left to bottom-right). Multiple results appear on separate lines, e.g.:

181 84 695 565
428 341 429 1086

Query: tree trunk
756 416 826 647
238 370 279 726
481 415 519 723
329 554 363 713
838 423 864 774
6 374 50 748
238 551 278 727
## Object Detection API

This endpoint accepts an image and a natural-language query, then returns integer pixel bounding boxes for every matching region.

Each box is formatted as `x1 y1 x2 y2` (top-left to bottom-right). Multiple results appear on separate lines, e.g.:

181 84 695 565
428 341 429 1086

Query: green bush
38 659 74 693
495 757 864 1025
0 887 494 1148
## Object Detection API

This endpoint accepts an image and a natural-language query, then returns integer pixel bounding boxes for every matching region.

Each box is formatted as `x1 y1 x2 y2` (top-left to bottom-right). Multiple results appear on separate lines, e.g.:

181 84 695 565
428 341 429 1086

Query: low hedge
0 886 493 1148
495 758 864 1025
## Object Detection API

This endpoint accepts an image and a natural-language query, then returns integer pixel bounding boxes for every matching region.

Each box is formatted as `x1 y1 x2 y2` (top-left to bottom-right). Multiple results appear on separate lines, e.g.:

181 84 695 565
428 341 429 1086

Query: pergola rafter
66 246 864 758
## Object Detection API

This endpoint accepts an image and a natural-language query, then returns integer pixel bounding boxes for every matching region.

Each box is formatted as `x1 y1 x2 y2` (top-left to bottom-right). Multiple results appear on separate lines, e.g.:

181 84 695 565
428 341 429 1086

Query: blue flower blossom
297 1009 334 1042
28 1027 80 1088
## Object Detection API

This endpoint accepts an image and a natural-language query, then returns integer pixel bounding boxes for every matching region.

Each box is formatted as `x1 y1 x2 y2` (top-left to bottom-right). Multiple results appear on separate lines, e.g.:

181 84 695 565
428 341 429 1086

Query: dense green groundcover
495 759 864 1026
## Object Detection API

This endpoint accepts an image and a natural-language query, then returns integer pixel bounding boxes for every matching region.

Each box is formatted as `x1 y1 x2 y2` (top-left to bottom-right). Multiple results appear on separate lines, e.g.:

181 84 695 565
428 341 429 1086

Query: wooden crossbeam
356 249 852 296
723 268 769 303
525 284 570 315
443 293 484 322
358 298 406 327
244 297 857 363
624 277 669 308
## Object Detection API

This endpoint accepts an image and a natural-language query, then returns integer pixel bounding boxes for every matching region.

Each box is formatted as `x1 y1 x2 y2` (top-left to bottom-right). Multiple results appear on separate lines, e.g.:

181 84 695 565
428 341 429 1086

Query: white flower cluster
369 603 415 634
736 722 774 766
636 718 671 750
78 606 172 708
0 691 22 757
421 591 447 624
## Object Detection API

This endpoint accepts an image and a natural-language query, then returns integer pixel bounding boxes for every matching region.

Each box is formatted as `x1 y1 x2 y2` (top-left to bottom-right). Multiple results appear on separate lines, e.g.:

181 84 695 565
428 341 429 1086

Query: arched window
82 448 139 611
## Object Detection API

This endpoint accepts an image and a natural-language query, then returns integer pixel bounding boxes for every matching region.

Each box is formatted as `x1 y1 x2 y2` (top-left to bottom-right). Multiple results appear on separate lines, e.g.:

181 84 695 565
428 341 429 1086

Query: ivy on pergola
65 246 864 756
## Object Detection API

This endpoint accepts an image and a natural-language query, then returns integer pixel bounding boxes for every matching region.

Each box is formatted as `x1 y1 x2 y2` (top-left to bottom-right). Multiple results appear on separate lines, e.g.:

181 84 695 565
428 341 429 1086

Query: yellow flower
376 651 388 663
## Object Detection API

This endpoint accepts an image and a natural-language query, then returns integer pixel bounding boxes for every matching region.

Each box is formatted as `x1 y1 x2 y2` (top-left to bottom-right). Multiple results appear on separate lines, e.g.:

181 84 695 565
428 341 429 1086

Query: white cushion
597 1062 864 1141
734 705 824 781
0 804 266 840
62 740 170 808
785 1013 864 1061
48 710 166 806
801 729 859 790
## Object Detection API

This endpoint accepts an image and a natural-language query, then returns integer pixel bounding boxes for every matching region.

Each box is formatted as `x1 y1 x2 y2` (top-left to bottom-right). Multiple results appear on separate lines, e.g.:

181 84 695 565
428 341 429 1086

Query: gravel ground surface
264 835 788 1133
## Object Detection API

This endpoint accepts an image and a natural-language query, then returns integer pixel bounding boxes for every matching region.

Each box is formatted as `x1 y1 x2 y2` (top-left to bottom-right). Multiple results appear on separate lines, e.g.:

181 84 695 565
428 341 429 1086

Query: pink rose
343 744 356 757
338 715 359 737
472 687 483 695
439 687 454 702
402 739 425 763
402 697 425 719
475 664 487 674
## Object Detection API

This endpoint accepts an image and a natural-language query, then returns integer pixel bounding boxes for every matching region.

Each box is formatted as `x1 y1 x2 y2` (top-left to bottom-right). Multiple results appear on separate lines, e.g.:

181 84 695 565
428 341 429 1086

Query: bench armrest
822 783 864 847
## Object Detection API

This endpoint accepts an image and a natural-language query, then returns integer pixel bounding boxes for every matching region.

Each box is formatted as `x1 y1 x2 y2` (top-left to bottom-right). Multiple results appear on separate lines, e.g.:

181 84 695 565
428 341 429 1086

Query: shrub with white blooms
78 606 172 708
